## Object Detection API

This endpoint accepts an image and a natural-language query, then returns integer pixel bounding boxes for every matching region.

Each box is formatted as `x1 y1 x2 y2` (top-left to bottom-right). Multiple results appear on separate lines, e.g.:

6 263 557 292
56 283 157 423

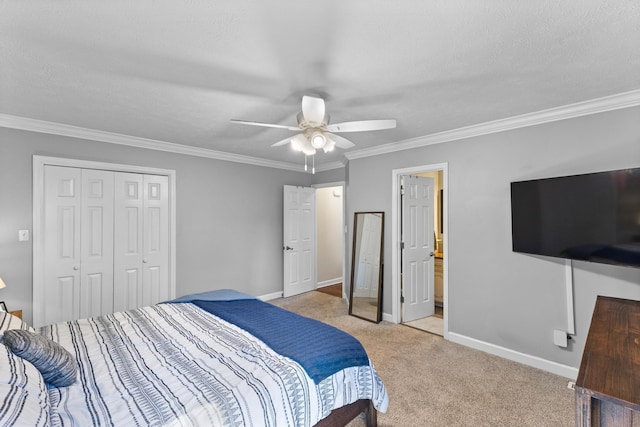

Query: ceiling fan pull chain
304 154 308 172
312 155 315 175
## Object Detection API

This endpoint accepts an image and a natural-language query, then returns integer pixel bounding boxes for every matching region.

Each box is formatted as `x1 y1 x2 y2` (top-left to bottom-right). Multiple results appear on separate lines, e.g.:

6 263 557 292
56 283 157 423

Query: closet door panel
79 273 106 319
143 175 169 305
80 169 114 318
43 166 81 324
55 276 77 322
114 173 144 312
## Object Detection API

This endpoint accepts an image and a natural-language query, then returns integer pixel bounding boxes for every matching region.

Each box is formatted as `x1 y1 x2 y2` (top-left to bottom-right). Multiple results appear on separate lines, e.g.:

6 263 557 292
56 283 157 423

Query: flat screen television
510 167 640 268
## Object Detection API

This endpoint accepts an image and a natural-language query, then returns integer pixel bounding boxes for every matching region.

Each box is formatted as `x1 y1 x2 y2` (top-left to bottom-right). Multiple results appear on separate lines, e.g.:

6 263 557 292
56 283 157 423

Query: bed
0 289 388 426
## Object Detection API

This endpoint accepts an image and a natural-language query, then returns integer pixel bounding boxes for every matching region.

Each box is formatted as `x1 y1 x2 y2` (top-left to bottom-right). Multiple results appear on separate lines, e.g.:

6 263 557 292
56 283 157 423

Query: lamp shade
0 277 5 289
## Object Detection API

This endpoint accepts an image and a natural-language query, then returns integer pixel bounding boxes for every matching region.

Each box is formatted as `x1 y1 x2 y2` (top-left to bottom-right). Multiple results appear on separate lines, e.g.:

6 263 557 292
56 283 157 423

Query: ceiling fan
230 95 396 171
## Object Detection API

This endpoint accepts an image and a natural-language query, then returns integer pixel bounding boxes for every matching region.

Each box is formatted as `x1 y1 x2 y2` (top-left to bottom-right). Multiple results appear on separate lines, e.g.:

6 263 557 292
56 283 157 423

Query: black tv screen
510 167 640 268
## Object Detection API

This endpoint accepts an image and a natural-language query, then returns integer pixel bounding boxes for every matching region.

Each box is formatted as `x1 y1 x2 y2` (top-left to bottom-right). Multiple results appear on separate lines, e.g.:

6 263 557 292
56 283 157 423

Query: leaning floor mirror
349 212 384 323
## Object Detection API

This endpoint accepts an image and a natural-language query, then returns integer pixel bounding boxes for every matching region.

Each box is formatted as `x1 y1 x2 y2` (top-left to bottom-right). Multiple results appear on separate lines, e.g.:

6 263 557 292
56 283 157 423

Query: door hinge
401 294 405 303
400 184 405 196
400 241 405 250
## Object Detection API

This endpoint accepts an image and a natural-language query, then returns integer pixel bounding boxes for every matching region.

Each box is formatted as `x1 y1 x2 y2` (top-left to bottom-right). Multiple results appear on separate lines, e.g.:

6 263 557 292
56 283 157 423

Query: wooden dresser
575 296 640 426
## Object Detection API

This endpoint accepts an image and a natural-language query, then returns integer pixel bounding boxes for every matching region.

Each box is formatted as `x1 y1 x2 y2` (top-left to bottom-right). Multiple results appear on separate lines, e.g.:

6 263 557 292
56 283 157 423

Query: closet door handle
142 259 148 263
73 266 79 271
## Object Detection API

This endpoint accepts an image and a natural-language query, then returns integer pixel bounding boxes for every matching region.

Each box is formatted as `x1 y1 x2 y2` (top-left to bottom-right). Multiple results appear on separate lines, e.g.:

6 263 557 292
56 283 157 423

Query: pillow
0 343 51 426
3 329 77 387
0 311 36 335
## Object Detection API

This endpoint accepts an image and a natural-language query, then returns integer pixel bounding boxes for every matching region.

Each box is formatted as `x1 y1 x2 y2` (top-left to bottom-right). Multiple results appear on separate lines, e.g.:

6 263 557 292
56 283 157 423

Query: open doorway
391 163 448 338
314 183 346 299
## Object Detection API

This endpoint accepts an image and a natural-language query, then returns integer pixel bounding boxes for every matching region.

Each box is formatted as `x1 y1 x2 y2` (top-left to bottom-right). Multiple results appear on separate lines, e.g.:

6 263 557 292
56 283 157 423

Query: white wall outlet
554 329 568 347
18 230 30 241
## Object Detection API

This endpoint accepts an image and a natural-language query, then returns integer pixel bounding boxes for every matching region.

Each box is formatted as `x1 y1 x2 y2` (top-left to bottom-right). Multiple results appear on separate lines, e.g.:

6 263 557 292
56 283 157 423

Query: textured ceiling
1 1 639 169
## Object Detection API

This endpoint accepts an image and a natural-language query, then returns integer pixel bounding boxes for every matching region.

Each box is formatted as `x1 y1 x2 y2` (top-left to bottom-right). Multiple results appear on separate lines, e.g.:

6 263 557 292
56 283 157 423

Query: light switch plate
18 230 29 241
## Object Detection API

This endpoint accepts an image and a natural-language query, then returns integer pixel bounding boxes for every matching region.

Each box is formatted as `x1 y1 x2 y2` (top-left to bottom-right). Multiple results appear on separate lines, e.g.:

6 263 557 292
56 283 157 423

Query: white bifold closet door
43 166 115 324
42 166 169 325
113 173 169 312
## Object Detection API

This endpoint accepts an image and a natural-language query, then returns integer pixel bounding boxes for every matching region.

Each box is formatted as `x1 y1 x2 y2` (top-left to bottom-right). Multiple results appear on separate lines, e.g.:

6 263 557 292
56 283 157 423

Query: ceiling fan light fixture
322 137 336 153
302 147 316 156
310 131 326 149
289 134 307 152
300 138 316 156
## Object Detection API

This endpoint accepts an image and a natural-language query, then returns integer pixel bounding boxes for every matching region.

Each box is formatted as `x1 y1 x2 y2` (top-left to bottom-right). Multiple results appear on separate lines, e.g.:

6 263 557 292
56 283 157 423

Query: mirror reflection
349 212 384 323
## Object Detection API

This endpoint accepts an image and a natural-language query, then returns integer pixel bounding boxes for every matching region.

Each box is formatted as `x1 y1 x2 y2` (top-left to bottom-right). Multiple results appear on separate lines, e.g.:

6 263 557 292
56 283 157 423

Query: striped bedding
38 302 388 426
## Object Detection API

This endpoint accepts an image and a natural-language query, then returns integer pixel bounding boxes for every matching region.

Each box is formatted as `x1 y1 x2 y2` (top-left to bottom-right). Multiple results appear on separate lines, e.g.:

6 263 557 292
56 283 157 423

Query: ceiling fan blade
271 136 293 147
230 119 300 131
325 119 396 133
301 96 326 125
326 133 355 149
271 133 307 147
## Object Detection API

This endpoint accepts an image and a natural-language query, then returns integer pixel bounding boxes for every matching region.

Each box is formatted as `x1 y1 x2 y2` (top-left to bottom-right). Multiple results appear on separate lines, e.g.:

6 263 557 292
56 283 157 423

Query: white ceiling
2 1 639 170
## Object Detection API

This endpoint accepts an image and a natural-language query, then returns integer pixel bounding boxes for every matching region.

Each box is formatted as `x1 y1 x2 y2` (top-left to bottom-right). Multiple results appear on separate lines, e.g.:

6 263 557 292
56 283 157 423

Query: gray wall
346 106 640 369
313 167 345 183
0 127 323 323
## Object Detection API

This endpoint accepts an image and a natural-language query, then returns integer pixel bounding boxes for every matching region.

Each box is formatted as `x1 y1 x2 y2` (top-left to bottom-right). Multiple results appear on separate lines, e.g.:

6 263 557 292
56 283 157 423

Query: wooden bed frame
314 399 377 427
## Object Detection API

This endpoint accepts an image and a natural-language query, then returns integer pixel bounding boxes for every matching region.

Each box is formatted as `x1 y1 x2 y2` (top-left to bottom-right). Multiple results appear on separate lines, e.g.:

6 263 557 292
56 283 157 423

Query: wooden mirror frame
349 212 384 323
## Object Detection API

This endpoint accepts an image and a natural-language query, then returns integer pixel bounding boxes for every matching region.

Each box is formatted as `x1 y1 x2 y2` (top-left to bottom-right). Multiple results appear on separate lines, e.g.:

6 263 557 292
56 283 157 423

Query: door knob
284 246 293 251
429 252 434 257
73 266 79 271
142 259 148 263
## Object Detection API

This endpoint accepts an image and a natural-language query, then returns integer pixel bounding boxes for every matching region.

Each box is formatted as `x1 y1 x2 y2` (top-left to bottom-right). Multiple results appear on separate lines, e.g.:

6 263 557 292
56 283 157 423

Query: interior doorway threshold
403 316 444 337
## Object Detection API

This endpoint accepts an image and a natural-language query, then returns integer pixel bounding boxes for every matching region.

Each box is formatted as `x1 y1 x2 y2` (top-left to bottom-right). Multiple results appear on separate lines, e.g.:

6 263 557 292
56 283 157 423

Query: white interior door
43 166 115 324
79 169 114 319
113 173 144 311
114 173 169 311
43 166 82 325
402 175 435 322
283 185 316 297
142 174 170 306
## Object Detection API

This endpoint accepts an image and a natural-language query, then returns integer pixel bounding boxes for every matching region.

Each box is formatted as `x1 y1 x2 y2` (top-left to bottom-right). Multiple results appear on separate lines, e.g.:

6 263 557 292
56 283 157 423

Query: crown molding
3 89 639 169
314 159 347 173
345 89 640 161
0 114 309 173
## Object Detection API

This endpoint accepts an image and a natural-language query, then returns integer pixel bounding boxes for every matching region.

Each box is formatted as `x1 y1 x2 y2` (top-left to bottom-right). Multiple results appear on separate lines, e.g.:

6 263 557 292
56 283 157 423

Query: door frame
391 163 449 338
32 155 177 327
312 181 346 299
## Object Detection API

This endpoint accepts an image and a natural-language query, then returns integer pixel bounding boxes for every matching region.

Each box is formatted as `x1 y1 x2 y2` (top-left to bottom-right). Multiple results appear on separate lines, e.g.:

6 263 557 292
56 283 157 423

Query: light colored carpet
271 291 574 427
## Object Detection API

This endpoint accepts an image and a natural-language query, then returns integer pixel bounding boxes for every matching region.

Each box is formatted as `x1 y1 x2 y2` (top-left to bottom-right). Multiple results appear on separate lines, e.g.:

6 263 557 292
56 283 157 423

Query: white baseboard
259 291 283 301
316 278 342 288
448 332 578 380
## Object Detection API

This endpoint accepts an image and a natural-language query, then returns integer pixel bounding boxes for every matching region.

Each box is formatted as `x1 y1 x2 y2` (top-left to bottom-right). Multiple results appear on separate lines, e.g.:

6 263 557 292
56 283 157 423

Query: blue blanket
168 289 255 303
166 290 370 383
